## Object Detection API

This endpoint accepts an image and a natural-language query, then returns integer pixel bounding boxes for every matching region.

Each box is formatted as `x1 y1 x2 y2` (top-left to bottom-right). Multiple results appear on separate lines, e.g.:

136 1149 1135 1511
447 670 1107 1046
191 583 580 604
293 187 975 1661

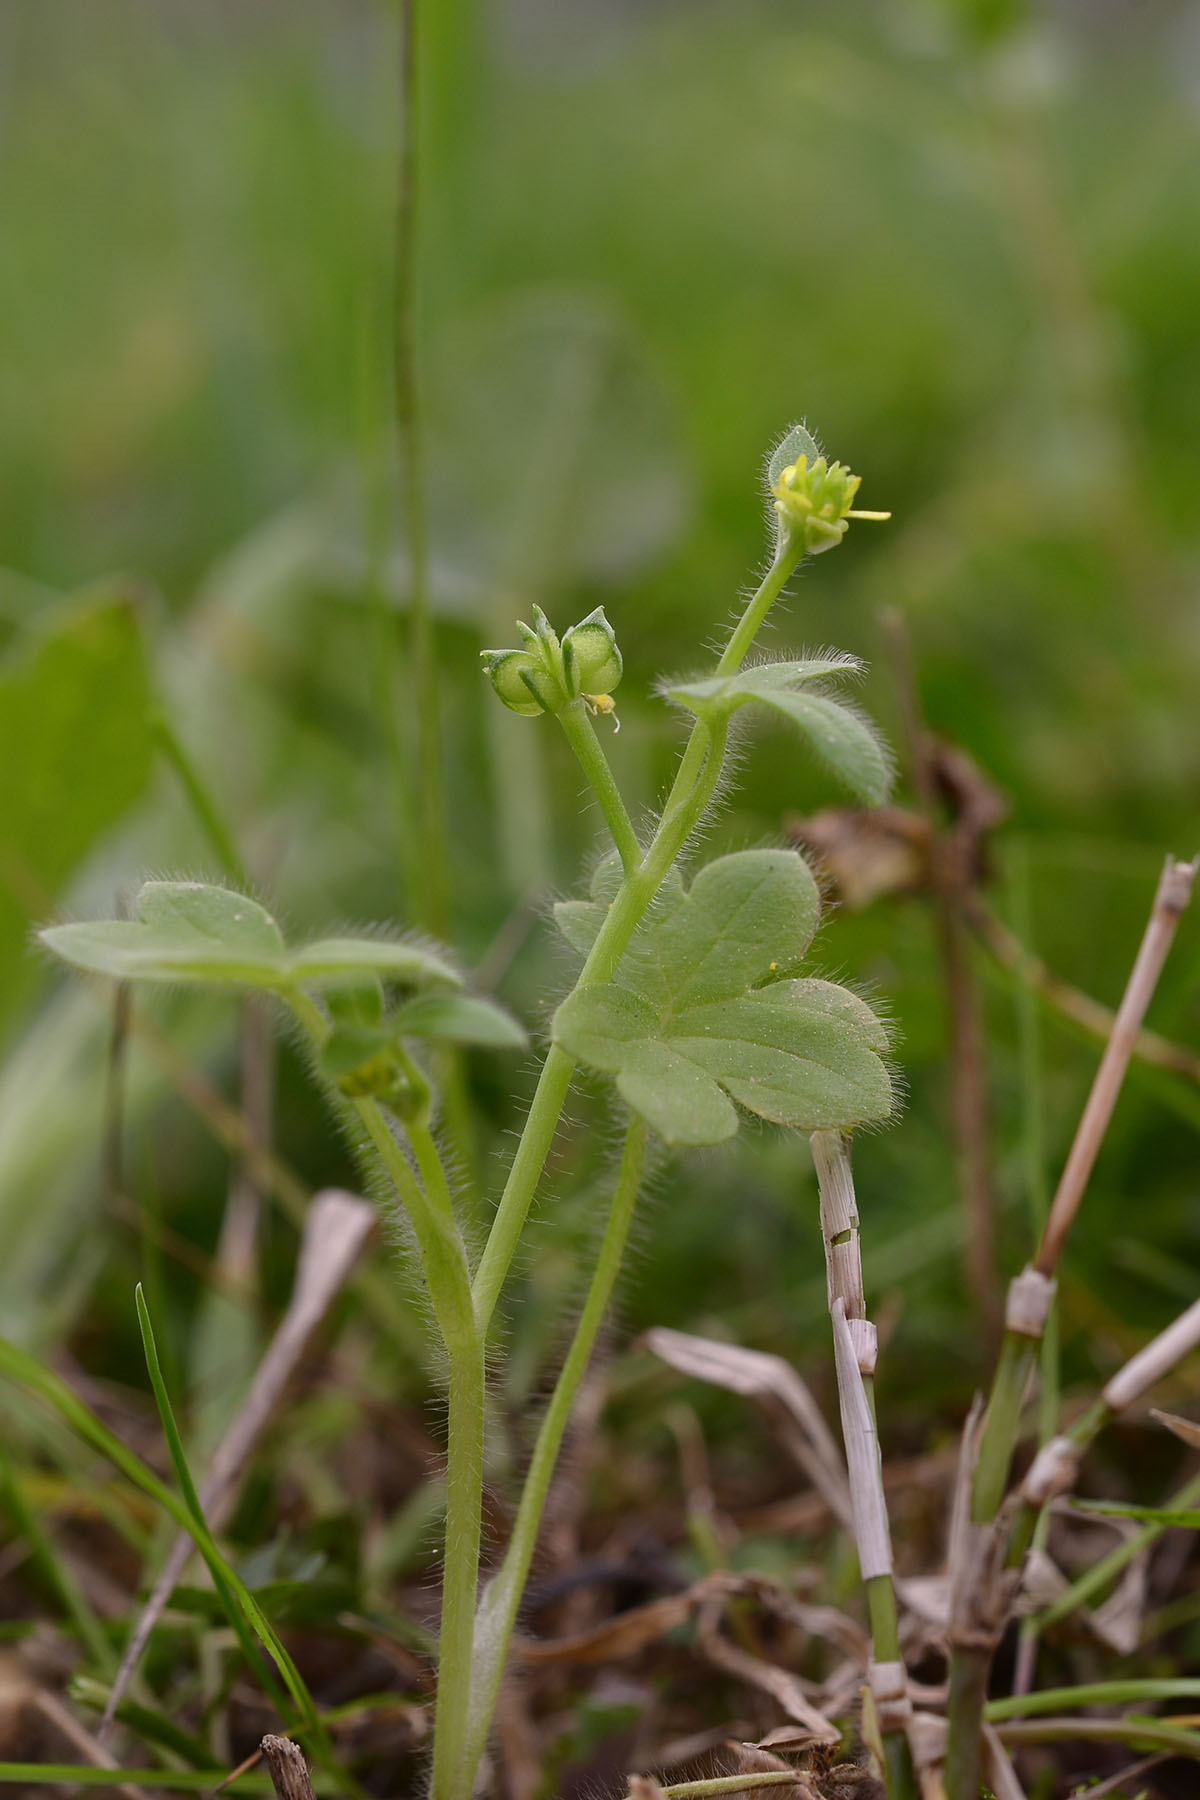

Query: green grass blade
0 1766 275 1792
0 1327 309 1737
131 1286 316 1735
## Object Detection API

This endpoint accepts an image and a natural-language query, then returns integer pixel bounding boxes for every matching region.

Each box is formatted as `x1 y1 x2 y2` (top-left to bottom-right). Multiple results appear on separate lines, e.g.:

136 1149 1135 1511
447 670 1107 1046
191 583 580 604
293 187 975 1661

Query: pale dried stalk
810 1131 865 1324
1035 854 1198 1278
261 1732 317 1800
1022 1293 1200 1510
101 1190 376 1731
981 1725 1027 1800
812 1132 907 1733
905 1711 948 1800
1103 1294 1200 1413
829 1302 892 1586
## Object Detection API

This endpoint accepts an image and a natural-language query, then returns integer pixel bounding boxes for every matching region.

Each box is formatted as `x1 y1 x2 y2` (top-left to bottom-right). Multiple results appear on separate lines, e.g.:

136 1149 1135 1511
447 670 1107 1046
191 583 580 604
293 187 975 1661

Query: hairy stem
717 540 805 674
286 990 485 1798
472 543 800 1334
462 1117 648 1791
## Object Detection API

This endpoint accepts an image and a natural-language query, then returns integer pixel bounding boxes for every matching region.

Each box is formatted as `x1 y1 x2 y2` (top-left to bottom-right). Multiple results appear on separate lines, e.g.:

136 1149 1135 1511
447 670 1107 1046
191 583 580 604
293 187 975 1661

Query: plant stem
394 0 448 938
471 1044 577 1334
286 989 485 1799
151 710 249 887
632 1776 803 1799
472 544 800 1334
987 1679 1200 1722
431 1327 487 1800
971 1332 1037 1524
557 699 641 876
994 1717 1200 1760
717 540 805 674
461 1117 648 1791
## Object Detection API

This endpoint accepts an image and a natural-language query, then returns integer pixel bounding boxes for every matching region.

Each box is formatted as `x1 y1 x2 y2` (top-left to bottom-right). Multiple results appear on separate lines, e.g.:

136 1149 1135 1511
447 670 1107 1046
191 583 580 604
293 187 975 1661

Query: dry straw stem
964 897 1200 1089
624 1777 809 1799
812 1131 906 1734
810 1130 866 1325
1020 1294 1200 1517
261 1733 317 1800
1103 1294 1200 1413
1035 853 1198 1279
972 851 1198 1528
101 1191 375 1733
829 1302 893 1587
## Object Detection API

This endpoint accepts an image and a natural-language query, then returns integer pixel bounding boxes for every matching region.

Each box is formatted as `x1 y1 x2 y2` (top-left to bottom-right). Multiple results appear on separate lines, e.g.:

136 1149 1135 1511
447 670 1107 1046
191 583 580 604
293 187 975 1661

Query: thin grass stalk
393 0 448 937
972 854 1198 1527
101 1192 374 1733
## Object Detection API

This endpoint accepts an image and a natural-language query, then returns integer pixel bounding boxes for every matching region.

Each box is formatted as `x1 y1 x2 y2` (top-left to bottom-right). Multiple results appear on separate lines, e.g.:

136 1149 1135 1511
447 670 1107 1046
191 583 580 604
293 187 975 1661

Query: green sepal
480 649 554 716
665 659 891 807
561 607 622 697
552 849 892 1146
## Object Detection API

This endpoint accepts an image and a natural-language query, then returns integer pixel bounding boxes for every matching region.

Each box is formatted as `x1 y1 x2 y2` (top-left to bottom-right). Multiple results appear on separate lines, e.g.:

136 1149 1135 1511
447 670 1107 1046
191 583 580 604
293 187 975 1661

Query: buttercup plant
38 423 896 1800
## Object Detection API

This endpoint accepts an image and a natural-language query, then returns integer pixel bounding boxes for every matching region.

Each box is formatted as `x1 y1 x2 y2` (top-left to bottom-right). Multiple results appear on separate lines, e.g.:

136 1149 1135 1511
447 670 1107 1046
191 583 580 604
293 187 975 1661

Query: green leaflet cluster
41 881 525 1112
553 848 892 1146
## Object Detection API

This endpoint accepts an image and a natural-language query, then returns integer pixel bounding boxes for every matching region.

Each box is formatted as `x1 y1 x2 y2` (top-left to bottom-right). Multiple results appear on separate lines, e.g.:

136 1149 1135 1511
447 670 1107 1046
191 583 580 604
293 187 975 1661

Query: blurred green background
4 0 1200 1582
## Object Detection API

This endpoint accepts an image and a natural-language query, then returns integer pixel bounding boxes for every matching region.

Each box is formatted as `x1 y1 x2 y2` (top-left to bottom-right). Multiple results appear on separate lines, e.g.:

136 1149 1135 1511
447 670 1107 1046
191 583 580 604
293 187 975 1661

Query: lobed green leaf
554 849 891 1145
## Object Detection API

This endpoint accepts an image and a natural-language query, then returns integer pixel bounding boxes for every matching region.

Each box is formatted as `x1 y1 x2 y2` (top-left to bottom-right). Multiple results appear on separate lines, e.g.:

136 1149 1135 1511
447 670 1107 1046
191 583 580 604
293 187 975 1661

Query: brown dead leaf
642 1328 851 1531
1150 1407 1200 1450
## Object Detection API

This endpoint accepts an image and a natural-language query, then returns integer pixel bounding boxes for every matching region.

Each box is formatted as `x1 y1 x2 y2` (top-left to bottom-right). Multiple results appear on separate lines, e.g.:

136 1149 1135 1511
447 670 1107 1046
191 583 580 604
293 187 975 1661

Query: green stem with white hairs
462 1116 648 1787
471 538 802 1338
295 530 810 1800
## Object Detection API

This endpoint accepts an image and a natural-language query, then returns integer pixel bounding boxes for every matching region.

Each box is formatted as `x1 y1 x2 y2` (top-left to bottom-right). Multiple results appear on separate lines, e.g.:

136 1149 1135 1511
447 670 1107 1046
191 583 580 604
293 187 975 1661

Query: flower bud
480 648 561 716
482 607 624 718
771 454 890 556
561 608 623 700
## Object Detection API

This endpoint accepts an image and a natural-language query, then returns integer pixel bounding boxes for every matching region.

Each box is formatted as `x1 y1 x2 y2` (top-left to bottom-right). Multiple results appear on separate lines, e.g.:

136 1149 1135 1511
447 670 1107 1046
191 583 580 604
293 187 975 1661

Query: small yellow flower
771 454 890 556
